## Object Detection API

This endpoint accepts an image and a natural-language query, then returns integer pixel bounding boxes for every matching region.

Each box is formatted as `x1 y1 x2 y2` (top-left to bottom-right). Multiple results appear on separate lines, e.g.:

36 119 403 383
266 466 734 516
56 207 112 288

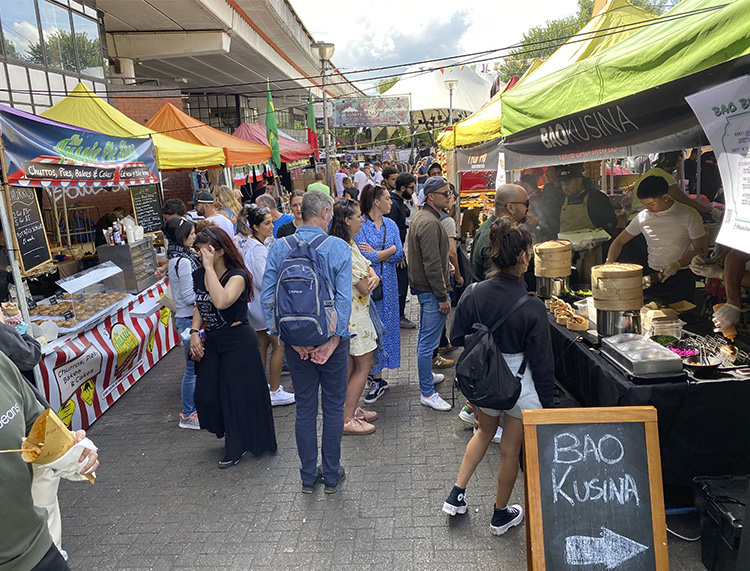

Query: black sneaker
490 504 524 535
324 466 346 494
218 451 248 469
301 469 323 494
442 485 467 516
363 378 389 404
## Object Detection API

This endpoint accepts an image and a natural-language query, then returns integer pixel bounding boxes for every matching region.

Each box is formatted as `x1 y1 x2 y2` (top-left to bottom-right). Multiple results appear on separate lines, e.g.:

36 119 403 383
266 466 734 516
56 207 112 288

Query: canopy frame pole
696 146 702 200
0 138 43 392
51 188 61 244
61 185 71 249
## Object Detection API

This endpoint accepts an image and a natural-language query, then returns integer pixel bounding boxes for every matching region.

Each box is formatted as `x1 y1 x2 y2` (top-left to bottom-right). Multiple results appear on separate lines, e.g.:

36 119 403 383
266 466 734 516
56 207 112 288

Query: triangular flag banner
306 90 319 161
265 82 281 169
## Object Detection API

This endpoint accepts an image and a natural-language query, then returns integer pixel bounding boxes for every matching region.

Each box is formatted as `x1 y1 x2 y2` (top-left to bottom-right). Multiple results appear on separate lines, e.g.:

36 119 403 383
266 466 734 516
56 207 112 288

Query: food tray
601 335 683 376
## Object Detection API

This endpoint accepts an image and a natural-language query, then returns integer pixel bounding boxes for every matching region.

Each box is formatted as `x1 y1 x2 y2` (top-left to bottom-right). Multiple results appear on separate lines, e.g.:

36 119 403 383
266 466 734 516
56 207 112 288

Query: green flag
265 82 280 169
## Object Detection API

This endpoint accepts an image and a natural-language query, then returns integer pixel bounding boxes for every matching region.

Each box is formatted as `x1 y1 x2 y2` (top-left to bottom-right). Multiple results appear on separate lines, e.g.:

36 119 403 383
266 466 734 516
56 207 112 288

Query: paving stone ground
57 301 704 570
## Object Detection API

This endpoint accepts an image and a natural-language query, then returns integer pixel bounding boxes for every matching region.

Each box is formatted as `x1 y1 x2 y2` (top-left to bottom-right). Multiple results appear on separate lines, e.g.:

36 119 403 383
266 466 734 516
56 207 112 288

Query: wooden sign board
129 184 162 234
522 407 668 570
6 186 52 273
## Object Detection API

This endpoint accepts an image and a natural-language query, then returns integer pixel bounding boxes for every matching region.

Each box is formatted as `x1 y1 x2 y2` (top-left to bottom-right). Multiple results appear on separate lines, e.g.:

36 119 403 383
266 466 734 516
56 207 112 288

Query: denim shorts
479 352 542 419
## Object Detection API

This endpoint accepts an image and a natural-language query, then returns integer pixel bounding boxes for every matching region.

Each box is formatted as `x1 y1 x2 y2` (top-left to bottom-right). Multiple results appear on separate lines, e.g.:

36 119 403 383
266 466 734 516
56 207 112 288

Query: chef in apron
556 164 618 287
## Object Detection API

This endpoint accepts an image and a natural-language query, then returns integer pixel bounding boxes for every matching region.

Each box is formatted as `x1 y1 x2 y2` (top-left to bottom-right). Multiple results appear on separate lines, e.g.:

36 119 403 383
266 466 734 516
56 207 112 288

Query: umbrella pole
62 186 71 249
51 188 61 245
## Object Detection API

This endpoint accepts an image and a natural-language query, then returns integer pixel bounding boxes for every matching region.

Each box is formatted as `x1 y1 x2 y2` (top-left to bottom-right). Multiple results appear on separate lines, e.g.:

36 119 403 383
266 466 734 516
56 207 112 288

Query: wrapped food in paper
22 409 96 483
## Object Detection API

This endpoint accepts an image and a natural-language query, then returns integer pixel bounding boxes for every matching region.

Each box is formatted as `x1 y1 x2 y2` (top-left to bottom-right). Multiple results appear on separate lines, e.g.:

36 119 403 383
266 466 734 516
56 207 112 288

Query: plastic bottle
125 226 135 244
465 232 473 252
112 220 123 245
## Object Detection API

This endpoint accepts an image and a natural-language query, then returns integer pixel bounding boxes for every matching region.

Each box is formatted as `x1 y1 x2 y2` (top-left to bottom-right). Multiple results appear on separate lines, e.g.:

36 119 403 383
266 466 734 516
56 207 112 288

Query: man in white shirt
334 161 347 198
349 161 368 197
606 176 707 304
371 161 384 184
193 191 235 237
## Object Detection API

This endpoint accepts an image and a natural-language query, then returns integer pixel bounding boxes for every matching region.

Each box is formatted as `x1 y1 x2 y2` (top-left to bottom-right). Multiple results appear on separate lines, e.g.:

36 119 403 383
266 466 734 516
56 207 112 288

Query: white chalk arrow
565 527 649 569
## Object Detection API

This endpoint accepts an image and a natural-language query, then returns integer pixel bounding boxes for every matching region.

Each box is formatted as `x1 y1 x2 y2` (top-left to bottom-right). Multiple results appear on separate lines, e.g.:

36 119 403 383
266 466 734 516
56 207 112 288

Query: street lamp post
444 79 459 126
311 42 335 190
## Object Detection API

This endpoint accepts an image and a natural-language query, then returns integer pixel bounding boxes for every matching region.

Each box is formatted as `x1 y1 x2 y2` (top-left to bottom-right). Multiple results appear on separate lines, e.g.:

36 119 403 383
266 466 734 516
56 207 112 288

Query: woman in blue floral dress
355 184 404 403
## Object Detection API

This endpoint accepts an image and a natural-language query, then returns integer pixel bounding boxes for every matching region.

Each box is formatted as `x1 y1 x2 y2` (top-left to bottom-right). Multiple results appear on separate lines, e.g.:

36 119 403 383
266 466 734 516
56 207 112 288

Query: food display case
28 261 131 335
97 237 158 294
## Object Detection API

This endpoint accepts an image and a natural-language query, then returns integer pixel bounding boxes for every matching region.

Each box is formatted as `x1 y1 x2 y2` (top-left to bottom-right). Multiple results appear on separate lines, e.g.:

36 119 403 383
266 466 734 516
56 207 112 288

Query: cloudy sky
289 0 582 90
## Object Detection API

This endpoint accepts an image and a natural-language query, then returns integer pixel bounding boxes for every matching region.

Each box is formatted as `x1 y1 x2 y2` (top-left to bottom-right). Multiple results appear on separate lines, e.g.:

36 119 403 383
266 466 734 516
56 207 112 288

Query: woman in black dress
189 226 277 468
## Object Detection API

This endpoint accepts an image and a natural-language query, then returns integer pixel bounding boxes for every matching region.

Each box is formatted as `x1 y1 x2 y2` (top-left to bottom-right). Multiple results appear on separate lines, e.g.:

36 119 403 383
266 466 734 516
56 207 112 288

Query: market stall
0 105 179 430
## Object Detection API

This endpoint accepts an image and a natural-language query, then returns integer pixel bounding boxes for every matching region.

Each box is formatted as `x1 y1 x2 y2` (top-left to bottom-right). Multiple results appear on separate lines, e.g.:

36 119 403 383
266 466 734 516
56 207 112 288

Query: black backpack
454 284 533 410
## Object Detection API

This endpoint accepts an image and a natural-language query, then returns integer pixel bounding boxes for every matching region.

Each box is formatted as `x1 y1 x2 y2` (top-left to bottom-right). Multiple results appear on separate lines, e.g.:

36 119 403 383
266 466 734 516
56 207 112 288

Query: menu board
130 184 162 234
7 186 51 272
522 407 668 570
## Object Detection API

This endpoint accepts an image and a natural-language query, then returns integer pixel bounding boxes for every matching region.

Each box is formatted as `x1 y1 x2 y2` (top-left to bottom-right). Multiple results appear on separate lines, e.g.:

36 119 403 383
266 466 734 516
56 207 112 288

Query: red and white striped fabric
38 281 179 430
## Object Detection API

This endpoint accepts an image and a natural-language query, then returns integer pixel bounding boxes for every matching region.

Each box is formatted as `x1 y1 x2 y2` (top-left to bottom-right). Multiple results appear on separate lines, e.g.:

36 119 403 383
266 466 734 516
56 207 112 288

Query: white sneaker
458 405 474 425
432 372 445 385
473 425 503 443
420 392 452 411
270 385 295 406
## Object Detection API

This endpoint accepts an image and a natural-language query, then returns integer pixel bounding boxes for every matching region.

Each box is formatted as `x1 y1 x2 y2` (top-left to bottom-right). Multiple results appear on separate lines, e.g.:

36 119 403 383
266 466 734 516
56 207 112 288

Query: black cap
189 191 214 205
557 164 584 181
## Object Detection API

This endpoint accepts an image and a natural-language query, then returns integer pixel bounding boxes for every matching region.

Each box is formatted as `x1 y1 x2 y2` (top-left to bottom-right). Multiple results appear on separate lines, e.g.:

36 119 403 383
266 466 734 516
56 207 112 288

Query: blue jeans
285 339 350 485
175 317 196 416
416 293 448 396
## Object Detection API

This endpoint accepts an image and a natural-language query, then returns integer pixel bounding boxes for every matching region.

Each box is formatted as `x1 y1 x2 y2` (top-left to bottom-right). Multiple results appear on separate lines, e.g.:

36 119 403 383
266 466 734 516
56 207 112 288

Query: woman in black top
443 217 554 535
189 227 277 468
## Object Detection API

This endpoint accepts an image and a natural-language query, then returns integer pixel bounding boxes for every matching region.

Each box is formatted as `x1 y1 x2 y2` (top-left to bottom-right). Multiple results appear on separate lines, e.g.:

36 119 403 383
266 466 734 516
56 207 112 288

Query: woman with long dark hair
329 199 380 434
355 184 403 404
164 217 201 430
236 205 294 406
189 227 277 468
442 217 554 535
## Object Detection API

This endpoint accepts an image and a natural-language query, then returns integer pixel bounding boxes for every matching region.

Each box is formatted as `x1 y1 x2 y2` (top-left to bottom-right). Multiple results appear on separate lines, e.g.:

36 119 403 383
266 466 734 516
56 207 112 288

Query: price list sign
7 186 51 272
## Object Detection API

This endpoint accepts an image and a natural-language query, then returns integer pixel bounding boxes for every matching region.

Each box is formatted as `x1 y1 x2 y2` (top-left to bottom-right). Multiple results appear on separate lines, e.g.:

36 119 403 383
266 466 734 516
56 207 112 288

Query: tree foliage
28 30 101 72
498 0 672 83
3 39 22 60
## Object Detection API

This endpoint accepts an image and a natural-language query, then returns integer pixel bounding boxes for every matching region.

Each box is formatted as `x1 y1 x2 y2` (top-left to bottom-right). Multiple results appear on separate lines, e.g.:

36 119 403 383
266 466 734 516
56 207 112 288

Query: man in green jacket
407 177 453 412
470 184 530 283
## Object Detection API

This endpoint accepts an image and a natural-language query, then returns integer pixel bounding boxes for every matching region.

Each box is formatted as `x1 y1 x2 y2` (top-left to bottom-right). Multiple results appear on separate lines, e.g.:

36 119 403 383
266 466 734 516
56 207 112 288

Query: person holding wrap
691 249 750 335
606 176 708 304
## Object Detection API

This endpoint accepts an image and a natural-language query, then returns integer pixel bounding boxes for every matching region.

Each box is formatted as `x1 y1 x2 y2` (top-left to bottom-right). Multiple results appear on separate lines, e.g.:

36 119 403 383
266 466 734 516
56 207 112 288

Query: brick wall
108 84 183 126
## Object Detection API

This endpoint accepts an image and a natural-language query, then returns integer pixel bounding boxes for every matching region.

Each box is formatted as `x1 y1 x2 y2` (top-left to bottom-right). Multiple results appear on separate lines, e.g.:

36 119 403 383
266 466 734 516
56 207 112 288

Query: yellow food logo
58 400 76 427
80 379 96 406
109 322 139 376
159 307 170 327
146 328 155 353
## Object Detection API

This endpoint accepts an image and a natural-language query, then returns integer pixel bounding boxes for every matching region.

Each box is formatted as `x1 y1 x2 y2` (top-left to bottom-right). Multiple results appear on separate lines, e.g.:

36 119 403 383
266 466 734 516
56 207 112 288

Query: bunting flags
306 90 319 161
265 81 281 169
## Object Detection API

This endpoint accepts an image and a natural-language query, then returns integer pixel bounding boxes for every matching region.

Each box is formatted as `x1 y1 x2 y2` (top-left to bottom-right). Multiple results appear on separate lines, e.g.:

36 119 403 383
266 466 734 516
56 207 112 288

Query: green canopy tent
500 0 750 170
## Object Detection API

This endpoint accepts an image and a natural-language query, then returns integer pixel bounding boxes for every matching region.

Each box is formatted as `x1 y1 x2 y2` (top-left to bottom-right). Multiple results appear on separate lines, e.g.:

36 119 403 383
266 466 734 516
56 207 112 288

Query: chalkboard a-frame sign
129 184 162 235
522 407 668 570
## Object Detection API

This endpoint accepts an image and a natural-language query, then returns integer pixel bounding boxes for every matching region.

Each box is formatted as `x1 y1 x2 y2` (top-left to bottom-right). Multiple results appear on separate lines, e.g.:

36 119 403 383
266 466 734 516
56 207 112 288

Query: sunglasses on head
248 204 271 215
509 201 530 208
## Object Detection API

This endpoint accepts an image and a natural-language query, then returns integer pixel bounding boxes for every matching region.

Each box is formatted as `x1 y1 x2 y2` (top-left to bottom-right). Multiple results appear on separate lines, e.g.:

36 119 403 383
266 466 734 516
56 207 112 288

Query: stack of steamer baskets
591 263 644 337
534 240 572 298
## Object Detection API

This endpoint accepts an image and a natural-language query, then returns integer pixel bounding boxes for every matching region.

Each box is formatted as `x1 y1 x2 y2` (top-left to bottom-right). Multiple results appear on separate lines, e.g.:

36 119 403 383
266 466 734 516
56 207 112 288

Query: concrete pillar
110 57 136 84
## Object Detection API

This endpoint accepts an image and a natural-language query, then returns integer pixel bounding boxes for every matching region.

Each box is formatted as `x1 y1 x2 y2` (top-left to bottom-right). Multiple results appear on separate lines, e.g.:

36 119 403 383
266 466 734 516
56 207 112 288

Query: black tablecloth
549 314 750 486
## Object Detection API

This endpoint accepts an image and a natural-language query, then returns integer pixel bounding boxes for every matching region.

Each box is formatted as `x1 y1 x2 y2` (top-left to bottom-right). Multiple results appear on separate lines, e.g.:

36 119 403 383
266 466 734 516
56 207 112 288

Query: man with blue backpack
261 190 353 494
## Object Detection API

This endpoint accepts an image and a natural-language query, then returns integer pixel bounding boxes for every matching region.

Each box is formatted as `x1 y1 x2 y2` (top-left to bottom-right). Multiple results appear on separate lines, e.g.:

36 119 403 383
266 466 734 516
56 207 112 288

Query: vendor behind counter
607 175 708 305
554 164 618 285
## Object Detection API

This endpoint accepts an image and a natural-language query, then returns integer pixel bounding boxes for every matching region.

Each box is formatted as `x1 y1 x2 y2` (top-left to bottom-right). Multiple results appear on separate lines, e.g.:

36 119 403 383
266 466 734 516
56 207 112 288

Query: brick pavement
57 300 703 570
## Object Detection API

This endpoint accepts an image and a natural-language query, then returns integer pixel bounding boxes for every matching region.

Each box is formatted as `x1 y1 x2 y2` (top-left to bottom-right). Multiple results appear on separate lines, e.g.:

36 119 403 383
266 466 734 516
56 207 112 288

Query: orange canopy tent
145 103 270 167
232 123 313 163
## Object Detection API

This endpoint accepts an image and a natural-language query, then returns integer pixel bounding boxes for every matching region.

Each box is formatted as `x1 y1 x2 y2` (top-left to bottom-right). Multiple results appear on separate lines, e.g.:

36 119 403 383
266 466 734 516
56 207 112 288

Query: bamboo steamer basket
591 263 643 311
534 240 572 278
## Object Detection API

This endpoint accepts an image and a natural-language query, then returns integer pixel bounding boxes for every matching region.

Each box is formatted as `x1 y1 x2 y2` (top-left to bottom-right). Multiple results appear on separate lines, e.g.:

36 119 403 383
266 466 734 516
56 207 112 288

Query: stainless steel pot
597 309 641 337
536 276 570 299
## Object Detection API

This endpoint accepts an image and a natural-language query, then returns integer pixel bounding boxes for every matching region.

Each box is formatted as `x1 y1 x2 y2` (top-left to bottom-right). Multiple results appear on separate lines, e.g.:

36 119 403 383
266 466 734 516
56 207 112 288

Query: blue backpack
273 234 335 347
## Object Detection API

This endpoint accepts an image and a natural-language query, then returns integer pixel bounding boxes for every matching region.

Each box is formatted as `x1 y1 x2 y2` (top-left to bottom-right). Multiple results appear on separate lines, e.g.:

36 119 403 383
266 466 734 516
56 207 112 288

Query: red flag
306 90 319 161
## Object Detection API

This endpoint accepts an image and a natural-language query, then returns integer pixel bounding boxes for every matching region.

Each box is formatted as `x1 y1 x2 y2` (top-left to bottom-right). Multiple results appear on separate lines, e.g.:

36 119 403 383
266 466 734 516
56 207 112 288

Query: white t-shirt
372 170 383 184
334 171 347 197
353 170 368 194
625 202 705 270
206 213 235 237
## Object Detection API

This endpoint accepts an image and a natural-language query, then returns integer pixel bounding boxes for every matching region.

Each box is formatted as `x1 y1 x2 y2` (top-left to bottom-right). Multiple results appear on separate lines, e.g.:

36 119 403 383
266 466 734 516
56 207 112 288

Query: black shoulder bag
454 283 533 410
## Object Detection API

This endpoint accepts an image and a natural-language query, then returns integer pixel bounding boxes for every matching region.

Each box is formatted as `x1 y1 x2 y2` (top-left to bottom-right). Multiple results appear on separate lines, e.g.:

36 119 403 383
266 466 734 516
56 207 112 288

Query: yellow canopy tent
41 84 225 170
437 0 656 150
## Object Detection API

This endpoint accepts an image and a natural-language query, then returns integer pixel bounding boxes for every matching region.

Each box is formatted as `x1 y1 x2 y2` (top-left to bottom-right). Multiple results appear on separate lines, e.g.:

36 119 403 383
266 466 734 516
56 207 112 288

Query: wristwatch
189 328 200 335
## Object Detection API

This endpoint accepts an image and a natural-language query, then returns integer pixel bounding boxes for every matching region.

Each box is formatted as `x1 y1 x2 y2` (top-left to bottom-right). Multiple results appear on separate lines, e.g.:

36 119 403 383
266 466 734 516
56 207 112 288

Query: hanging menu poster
130 184 162 234
686 75 750 254
6 186 51 272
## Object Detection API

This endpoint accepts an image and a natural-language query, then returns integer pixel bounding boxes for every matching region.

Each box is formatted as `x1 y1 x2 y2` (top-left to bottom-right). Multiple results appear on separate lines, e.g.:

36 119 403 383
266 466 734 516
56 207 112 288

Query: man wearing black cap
192 191 235 237
416 163 443 207
407 176 453 412
554 164 617 286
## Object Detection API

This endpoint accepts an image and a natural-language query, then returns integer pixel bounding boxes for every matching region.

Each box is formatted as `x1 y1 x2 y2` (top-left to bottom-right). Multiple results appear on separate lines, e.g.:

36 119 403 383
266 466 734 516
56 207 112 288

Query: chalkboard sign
130 184 162 234
522 407 668 570
7 186 51 272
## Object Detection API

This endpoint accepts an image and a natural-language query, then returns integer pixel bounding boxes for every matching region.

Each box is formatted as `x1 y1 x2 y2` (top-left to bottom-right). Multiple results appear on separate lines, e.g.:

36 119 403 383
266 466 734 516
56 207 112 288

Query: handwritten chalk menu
7 186 51 272
129 184 162 234
522 407 668 570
